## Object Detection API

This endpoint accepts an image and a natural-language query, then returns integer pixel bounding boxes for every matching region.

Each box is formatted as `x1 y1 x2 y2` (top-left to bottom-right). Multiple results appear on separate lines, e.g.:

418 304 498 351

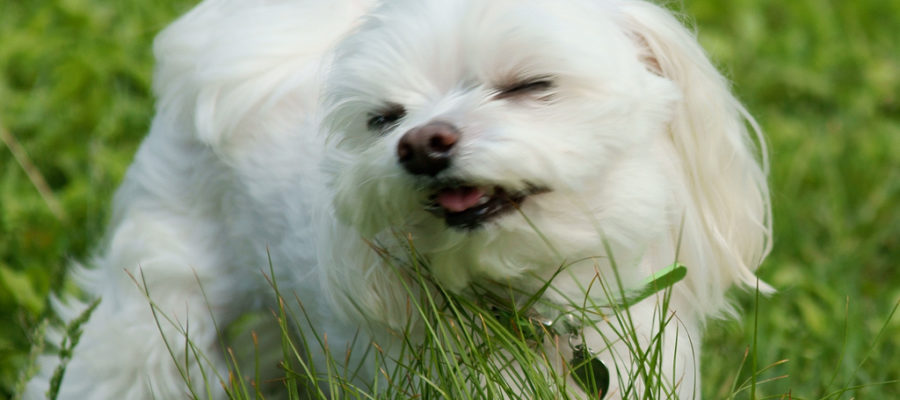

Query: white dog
26 0 771 398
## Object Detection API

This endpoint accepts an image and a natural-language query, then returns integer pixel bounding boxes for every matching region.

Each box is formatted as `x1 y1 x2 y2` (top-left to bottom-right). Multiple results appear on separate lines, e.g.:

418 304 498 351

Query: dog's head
324 0 675 228
321 0 770 308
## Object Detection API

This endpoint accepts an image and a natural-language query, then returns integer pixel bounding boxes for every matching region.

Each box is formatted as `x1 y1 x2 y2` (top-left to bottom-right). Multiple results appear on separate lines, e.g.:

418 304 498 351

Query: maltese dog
26 0 771 399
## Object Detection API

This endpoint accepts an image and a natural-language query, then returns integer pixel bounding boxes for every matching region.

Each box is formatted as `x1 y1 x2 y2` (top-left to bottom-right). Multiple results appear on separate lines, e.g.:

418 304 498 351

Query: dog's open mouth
425 184 548 229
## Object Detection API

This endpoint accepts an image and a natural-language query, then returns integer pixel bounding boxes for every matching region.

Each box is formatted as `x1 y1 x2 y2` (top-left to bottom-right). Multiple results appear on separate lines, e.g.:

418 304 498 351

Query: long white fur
25 0 771 399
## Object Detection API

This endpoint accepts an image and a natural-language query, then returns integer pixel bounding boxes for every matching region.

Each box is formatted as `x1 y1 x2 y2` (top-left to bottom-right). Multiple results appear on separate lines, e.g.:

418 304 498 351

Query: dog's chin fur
26 0 771 399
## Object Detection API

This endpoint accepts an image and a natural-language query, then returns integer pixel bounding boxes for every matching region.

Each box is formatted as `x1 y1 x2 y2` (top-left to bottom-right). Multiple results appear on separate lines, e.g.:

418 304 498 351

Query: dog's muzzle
397 121 549 229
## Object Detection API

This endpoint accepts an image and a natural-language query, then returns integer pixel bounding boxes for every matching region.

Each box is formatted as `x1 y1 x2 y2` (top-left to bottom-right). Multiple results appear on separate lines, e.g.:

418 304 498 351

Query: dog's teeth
475 196 490 206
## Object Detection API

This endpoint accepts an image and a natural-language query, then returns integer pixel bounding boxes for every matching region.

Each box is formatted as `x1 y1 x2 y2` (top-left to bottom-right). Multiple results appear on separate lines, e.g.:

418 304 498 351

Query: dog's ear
618 2 773 300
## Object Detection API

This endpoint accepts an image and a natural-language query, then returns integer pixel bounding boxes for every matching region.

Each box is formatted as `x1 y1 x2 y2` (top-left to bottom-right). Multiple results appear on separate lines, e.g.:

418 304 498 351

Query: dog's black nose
397 121 460 176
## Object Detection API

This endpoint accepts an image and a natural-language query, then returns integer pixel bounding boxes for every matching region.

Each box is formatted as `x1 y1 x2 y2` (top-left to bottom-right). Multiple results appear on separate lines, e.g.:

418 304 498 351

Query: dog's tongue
436 187 485 212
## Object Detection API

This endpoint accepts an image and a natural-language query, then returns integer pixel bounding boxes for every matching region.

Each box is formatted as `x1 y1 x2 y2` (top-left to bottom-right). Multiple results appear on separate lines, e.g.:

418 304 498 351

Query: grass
685 0 900 397
126 239 693 399
1 0 898 398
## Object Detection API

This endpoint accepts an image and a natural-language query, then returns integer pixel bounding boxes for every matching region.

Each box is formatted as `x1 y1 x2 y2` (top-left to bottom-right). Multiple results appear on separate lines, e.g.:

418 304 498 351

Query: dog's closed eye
367 104 406 132
495 77 555 100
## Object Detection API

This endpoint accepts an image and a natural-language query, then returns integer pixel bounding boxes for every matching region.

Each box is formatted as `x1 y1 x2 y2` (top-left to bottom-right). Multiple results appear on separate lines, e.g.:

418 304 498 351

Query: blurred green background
0 0 897 398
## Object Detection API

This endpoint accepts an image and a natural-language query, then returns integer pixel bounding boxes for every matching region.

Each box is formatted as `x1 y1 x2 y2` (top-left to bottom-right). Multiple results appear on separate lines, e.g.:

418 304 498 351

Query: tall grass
118 238 895 400
138 241 697 400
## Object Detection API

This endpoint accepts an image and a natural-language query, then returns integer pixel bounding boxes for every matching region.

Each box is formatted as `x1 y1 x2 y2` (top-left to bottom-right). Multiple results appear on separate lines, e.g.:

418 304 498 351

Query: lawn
1 0 898 398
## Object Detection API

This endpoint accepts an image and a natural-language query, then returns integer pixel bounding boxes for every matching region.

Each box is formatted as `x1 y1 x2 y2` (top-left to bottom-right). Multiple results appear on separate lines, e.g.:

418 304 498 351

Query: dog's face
322 0 681 272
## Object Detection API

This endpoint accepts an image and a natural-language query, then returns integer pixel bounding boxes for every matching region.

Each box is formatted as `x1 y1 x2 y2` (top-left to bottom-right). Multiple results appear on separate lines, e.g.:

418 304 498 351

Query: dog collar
489 263 688 399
